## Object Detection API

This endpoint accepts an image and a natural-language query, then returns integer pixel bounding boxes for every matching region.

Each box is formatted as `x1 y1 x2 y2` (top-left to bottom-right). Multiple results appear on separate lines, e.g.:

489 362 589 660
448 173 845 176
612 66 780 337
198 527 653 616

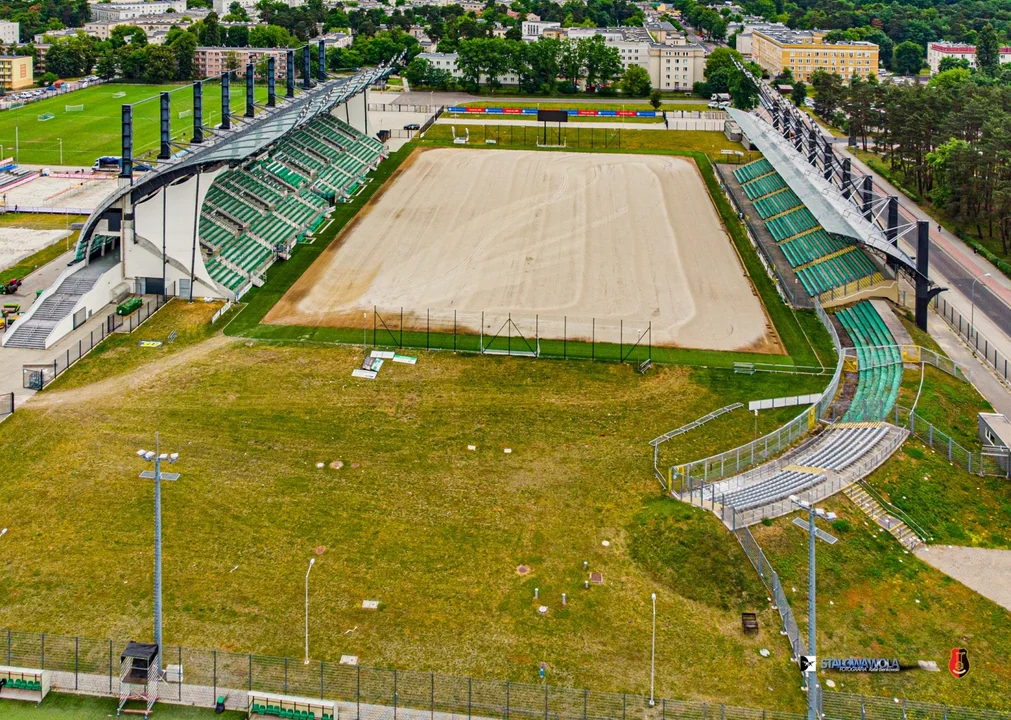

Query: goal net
37 113 55 122
64 104 84 112
178 109 192 119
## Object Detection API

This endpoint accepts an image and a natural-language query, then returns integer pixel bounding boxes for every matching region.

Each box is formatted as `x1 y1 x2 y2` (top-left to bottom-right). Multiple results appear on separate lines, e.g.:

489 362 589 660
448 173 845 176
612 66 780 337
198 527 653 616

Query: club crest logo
949 648 969 678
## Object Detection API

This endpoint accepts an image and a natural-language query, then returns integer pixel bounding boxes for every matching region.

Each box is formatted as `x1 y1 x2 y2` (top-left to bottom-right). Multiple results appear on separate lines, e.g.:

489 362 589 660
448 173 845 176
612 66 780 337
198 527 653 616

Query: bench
741 612 759 634
248 691 336 720
0 665 51 704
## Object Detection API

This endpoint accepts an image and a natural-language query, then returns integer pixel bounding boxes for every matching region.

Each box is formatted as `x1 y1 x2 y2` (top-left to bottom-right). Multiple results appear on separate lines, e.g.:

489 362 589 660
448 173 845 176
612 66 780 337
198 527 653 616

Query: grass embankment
862 355 1009 549
0 82 269 166
1 336 826 708
753 495 1011 709
0 214 86 283
45 298 227 391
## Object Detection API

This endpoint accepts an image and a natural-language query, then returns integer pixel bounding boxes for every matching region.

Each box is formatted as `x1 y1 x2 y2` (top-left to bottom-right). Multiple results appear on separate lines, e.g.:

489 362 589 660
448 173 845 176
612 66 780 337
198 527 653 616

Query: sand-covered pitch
267 149 774 351
0 228 67 271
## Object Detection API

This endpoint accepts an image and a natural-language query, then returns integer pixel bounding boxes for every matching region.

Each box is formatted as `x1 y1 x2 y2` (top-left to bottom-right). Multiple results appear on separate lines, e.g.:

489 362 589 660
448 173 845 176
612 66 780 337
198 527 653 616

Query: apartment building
0 21 20 45
521 20 560 40
927 41 1011 74
568 24 705 91
90 1 188 23
195 46 290 79
417 52 521 85
751 28 878 82
0 55 33 91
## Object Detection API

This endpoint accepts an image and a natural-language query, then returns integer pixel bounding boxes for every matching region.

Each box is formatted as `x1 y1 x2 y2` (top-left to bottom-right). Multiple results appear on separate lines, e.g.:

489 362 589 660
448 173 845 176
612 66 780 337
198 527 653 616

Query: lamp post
58 138 63 165
304 557 316 664
649 593 656 707
970 273 991 340
789 495 822 720
136 434 180 673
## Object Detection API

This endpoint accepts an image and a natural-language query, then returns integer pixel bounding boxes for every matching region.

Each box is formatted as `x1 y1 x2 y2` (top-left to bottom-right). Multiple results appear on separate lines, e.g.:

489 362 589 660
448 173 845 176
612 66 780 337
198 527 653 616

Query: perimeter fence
3 629 1004 720
353 307 653 365
933 295 1011 388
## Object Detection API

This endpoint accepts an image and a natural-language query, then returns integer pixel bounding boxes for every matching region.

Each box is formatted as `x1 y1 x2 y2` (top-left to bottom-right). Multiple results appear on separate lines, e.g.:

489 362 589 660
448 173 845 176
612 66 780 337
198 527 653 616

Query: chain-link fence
2 630 1009 720
0 391 12 419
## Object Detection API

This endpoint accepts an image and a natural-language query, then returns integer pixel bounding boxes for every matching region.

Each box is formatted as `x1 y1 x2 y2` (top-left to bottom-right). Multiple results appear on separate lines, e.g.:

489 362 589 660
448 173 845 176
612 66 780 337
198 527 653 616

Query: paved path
436 117 723 131
392 90 705 106
915 545 1011 612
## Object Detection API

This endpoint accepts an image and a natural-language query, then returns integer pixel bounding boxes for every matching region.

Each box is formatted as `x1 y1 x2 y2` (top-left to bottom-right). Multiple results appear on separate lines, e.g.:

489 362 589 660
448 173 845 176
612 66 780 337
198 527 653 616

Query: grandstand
194 115 386 294
686 300 906 525
733 160 882 300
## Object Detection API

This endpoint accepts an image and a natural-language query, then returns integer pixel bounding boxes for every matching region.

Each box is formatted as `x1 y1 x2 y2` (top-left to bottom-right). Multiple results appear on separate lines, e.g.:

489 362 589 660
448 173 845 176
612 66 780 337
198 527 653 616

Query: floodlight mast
137 432 178 674
789 495 819 720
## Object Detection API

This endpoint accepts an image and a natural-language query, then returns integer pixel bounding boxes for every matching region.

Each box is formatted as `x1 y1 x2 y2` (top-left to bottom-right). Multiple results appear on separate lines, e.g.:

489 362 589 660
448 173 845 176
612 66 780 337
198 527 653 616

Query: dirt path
916 545 1011 612
28 334 235 411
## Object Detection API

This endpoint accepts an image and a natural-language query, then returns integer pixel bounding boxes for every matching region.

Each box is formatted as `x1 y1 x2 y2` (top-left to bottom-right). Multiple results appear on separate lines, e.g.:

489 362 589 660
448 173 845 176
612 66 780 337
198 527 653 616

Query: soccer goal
65 104 84 112
37 113 55 122
112 92 127 99
178 109 192 119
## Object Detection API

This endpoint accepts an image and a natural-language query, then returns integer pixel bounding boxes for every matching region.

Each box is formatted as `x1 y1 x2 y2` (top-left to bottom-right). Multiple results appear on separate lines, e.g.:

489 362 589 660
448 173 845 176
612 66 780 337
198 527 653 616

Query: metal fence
22 295 168 390
1 630 1009 720
0 628 814 720
357 307 653 364
0 390 13 419
894 405 1010 477
668 301 844 492
933 295 1011 388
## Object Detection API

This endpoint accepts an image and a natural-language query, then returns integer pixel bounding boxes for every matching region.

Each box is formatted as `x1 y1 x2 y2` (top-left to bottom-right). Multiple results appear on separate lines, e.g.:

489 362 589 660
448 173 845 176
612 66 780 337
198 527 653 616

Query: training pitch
266 149 776 353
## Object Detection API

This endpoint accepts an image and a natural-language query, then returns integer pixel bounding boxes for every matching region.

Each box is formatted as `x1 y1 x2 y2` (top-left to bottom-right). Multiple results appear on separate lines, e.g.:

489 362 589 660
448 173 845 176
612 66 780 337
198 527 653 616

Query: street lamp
136 434 180 673
789 495 824 720
304 557 316 664
58 138 63 166
649 593 657 707
970 273 991 340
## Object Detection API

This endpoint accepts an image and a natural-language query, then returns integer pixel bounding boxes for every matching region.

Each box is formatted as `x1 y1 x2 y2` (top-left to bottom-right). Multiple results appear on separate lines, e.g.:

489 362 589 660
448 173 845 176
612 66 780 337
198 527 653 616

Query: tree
199 11 223 46
95 51 117 79
704 46 743 80
224 50 241 72
810 69 844 119
791 81 807 107
938 56 971 73
223 1 250 21
892 41 923 76
37 71 58 86
648 88 662 110
729 70 758 109
170 31 197 81
144 45 177 83
403 56 432 87
976 24 1000 76
579 34 620 88
226 25 249 47
621 64 650 97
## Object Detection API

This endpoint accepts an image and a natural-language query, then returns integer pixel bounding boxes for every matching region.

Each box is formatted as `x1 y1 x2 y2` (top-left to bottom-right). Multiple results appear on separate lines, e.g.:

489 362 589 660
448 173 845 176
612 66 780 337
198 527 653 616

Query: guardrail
933 294 1011 388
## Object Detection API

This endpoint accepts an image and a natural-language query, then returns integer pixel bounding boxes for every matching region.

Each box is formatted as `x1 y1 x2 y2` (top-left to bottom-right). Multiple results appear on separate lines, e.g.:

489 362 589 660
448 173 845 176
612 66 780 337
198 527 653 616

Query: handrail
858 479 932 543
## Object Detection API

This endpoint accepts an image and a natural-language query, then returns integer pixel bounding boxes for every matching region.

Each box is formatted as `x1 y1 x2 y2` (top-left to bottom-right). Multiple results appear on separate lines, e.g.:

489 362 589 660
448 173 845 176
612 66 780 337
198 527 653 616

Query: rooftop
756 27 878 47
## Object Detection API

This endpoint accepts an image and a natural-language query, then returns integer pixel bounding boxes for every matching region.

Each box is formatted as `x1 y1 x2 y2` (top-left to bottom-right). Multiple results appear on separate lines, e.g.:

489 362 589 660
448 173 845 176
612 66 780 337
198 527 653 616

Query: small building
0 20 20 45
978 413 1011 472
0 55 33 91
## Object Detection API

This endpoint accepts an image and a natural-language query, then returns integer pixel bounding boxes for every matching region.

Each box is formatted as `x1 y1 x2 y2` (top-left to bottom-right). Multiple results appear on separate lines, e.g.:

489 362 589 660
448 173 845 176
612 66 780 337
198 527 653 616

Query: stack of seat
837 301 903 422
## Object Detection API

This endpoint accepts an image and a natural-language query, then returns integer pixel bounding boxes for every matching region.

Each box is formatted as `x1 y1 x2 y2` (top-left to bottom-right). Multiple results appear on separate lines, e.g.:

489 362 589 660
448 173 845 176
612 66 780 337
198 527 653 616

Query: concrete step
4 324 51 349
844 483 924 552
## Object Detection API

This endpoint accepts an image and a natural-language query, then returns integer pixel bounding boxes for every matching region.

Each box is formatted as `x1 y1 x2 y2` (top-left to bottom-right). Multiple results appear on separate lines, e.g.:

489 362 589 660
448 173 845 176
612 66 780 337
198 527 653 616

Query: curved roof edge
728 107 916 273
78 61 399 259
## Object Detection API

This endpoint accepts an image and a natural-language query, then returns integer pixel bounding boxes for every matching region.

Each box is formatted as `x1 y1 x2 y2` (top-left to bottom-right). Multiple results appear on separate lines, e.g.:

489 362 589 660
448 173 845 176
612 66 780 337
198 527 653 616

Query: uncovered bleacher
837 301 902 422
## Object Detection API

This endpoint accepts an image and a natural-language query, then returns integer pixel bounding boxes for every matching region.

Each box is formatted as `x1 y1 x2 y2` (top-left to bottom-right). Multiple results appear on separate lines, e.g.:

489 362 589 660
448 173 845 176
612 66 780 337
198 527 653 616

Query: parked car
403 122 421 131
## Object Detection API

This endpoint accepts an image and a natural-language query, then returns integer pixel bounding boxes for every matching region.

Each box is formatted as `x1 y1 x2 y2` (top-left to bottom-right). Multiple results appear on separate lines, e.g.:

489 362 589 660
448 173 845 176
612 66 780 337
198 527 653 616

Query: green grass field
0 82 270 167
0 298 826 709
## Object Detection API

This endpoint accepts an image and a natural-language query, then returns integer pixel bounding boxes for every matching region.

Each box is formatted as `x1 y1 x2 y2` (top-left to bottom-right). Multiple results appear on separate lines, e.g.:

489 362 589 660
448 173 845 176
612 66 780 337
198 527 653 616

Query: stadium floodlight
789 495 825 720
135 433 180 676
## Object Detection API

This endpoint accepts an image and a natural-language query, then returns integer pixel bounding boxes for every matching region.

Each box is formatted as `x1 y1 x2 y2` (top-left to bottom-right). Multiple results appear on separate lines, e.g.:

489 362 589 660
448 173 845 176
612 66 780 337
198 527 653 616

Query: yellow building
0 55 33 91
751 29 878 83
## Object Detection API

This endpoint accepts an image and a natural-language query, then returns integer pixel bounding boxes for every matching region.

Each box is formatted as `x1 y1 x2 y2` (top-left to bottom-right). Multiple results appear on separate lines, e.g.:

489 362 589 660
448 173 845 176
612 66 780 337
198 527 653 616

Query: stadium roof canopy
78 63 396 258
728 108 916 273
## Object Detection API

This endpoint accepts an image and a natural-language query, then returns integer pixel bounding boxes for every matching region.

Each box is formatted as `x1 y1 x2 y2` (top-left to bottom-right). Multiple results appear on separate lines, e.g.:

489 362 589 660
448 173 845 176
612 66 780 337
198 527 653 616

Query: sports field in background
0 82 270 167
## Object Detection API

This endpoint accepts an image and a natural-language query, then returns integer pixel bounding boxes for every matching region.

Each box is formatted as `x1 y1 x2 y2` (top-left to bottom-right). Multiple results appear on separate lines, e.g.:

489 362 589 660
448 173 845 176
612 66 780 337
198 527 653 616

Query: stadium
0 44 1009 720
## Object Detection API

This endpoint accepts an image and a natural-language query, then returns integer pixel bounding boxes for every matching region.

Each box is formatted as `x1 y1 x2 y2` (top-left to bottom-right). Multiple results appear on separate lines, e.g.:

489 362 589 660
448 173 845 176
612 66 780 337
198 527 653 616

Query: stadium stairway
843 483 924 551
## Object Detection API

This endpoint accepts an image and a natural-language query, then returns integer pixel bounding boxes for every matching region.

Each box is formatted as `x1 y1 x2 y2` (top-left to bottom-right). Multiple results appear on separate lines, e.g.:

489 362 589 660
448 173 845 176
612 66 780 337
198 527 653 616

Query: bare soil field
2 174 118 211
267 148 774 352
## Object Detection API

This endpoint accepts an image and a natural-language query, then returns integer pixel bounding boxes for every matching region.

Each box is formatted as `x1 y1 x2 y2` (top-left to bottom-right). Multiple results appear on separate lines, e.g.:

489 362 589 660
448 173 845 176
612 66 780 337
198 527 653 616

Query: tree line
808 57 1011 259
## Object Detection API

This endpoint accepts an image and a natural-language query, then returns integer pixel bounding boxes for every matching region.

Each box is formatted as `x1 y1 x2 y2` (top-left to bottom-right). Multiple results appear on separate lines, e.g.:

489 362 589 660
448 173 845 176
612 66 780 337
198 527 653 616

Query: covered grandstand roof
728 108 916 273
76 62 397 261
